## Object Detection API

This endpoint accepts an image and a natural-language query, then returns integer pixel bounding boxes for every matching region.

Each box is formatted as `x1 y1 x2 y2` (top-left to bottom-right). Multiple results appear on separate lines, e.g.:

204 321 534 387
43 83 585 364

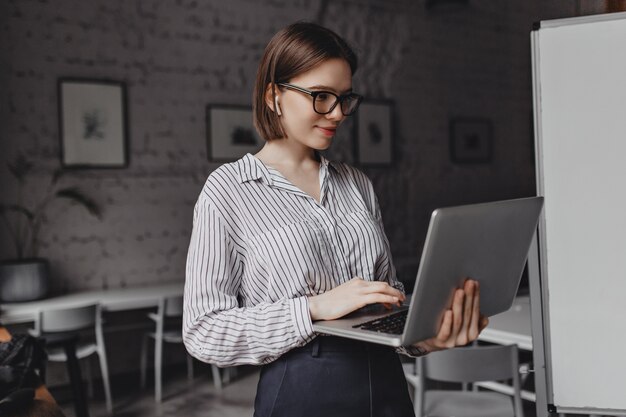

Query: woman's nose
326 103 345 122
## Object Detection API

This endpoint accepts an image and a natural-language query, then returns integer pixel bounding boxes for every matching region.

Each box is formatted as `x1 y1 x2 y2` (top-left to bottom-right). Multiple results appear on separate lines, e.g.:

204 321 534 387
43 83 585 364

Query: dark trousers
254 336 415 417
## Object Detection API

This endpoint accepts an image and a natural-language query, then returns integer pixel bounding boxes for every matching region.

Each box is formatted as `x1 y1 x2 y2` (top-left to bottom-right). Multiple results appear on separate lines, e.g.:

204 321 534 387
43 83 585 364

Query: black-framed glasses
277 82 363 116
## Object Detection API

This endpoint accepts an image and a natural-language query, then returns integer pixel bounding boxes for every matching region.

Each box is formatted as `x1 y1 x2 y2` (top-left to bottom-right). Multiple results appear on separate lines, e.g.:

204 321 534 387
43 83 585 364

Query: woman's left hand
412 279 489 354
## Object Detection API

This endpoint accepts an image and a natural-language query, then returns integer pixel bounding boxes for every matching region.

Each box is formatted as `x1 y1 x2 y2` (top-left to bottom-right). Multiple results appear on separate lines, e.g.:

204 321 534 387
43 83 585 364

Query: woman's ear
264 83 282 116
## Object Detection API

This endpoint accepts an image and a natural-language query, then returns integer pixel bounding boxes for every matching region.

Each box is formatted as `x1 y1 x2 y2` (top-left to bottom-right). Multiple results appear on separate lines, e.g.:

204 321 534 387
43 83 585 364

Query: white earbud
274 97 282 116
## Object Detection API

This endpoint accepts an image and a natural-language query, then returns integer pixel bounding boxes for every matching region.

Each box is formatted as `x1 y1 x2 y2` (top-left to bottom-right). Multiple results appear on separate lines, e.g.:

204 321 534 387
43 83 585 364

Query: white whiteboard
533 12 626 415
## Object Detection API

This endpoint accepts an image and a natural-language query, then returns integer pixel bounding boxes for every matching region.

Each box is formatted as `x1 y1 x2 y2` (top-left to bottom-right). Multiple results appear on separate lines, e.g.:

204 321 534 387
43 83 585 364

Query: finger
362 281 391 290
468 281 481 340
479 315 489 331
384 298 403 308
462 280 475 334
363 293 400 306
451 288 464 338
382 302 392 310
437 309 453 342
362 281 405 300
364 280 403 295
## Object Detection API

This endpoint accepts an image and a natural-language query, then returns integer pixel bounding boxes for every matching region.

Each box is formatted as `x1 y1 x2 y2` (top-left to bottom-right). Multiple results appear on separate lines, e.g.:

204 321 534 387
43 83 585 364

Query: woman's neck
254 139 320 170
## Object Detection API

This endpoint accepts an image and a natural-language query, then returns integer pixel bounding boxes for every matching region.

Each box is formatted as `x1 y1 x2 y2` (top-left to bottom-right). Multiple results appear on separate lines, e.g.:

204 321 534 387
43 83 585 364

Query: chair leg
186 354 194 388
140 335 149 389
97 347 113 414
211 365 222 390
155 338 163 403
84 357 94 398
413 381 420 417
61 341 90 417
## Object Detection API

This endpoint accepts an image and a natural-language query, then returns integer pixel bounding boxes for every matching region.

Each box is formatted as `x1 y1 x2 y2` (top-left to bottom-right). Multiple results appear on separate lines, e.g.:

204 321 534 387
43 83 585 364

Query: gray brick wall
0 0 592 389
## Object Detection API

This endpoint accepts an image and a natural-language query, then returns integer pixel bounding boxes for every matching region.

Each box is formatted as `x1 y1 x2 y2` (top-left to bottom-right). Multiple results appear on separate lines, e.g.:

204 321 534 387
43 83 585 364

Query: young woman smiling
183 21 487 417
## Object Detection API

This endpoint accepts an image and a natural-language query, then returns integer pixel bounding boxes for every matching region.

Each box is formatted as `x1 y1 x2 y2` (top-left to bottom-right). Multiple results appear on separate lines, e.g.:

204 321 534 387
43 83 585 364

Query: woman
183 21 488 417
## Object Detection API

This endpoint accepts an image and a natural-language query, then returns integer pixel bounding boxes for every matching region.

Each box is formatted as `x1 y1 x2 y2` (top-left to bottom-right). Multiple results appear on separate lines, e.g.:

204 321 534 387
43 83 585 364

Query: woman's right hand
308 277 406 321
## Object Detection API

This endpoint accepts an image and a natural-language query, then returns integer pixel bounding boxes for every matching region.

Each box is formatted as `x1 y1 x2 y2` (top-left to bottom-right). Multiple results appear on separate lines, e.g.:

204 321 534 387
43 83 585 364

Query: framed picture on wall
355 100 394 166
58 78 128 168
449 118 493 164
206 105 263 162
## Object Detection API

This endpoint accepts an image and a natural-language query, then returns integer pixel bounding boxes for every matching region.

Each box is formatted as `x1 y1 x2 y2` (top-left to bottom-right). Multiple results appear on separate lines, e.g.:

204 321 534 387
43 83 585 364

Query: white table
0 282 183 325
479 295 532 351
3 287 533 341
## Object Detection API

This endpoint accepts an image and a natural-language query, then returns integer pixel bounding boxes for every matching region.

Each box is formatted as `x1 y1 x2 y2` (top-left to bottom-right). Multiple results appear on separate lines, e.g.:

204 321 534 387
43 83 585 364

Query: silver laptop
312 197 544 347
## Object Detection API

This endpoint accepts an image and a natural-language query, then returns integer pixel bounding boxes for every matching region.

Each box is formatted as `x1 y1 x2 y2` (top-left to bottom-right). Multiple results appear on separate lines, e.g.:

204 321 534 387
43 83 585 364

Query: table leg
63 341 90 417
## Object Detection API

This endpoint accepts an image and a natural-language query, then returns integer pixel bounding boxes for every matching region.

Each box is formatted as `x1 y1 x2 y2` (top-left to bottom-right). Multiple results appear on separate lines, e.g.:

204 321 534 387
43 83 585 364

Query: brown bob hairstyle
252 22 358 142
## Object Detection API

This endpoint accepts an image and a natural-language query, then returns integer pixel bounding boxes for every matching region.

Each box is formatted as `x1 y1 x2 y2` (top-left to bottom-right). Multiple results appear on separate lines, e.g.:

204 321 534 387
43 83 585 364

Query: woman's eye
316 92 331 101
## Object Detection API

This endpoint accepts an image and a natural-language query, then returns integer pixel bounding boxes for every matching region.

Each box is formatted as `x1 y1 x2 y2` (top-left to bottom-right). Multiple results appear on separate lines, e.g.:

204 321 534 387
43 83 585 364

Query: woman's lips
317 126 337 136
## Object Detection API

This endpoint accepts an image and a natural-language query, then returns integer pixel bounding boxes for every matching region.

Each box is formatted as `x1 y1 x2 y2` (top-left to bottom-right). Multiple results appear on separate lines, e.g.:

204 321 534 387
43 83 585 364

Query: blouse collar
237 152 336 184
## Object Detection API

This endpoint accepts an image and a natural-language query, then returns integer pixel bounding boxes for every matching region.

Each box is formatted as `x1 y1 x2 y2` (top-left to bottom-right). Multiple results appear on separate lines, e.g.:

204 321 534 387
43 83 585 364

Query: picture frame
355 100 394 166
449 118 493 164
206 105 263 162
58 78 128 168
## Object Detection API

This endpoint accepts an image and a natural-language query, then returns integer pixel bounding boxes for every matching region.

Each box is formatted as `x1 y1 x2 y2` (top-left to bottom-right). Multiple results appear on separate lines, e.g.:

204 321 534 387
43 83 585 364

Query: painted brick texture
1 0 579 292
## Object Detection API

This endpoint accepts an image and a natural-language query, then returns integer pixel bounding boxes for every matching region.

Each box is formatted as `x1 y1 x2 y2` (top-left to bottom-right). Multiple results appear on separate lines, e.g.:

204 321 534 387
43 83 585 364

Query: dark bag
0 334 48 399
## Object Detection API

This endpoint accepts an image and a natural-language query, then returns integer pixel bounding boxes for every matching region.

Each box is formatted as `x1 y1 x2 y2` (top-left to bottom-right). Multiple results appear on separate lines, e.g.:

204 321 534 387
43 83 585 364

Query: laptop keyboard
352 310 408 335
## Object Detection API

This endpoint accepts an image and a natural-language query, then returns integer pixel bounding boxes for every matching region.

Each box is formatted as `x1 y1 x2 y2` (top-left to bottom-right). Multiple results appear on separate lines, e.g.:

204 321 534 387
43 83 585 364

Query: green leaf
55 187 103 220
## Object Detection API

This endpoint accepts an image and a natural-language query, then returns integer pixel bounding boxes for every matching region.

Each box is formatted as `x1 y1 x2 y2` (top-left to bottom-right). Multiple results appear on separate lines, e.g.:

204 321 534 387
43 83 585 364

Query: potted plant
0 155 102 302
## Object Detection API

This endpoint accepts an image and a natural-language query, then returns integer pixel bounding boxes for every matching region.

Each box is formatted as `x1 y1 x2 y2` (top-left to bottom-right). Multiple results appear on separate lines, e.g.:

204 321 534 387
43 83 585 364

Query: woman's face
272 58 353 150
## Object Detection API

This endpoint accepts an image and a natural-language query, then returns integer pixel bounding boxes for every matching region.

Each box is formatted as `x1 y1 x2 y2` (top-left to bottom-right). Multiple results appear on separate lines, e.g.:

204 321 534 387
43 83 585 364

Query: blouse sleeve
182 195 316 367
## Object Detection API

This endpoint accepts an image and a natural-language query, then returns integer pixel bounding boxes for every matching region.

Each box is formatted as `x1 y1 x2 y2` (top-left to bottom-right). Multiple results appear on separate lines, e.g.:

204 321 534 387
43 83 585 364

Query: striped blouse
183 152 411 367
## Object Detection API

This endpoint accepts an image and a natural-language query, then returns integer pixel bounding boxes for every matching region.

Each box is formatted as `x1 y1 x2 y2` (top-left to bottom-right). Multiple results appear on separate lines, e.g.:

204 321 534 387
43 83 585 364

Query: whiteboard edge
530 27 556 413
556 406 626 417
538 10 626 29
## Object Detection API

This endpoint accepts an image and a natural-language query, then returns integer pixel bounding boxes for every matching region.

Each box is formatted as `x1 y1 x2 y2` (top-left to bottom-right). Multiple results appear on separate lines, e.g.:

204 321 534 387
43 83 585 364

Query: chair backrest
421 344 519 383
36 304 98 334
163 296 183 318
149 296 183 336
415 344 524 417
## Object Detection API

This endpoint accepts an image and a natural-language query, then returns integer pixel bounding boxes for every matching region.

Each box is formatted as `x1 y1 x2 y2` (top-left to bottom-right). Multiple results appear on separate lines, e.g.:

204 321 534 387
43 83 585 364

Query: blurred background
1 1 624 415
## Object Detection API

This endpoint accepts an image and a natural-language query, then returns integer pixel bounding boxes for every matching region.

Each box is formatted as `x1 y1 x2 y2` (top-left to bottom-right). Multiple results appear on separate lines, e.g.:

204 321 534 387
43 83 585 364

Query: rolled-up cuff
288 296 316 344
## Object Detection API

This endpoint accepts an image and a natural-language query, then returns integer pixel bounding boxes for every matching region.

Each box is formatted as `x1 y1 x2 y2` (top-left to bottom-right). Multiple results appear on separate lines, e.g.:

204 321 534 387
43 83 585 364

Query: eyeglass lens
314 92 360 115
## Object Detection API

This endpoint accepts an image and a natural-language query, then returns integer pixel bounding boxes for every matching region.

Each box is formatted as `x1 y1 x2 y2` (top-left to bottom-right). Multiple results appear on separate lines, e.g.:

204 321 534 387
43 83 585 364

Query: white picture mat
357 102 392 164
537 17 626 412
209 107 262 160
61 82 125 165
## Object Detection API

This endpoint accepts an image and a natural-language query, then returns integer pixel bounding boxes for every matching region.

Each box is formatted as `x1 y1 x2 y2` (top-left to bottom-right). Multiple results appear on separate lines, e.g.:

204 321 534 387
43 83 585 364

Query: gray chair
140 296 222 403
409 344 524 417
32 303 113 414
